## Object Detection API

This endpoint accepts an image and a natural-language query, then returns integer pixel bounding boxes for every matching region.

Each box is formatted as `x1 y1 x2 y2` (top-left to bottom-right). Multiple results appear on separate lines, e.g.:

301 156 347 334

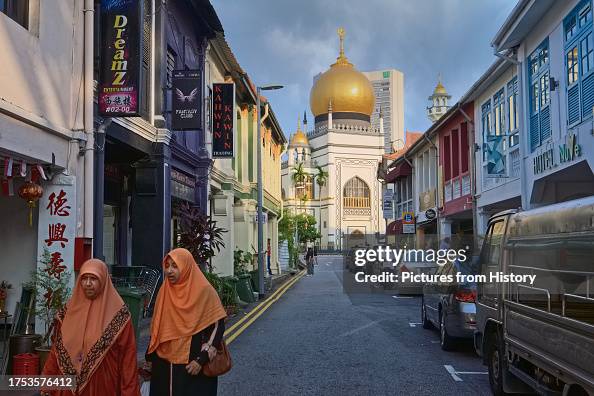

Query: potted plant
0 280 12 313
176 202 227 272
25 248 72 368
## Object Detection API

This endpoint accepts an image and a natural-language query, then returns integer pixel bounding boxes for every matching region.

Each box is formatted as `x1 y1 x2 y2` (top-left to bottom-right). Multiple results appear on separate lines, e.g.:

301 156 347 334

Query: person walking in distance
306 247 315 276
267 238 272 276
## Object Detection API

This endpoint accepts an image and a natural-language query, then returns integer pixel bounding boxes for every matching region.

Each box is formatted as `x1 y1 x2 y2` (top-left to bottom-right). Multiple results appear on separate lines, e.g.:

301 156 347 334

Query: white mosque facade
281 29 388 250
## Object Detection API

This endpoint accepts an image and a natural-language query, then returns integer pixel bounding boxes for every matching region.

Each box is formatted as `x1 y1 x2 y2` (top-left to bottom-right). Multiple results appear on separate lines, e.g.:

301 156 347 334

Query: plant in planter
202 271 237 317
176 202 227 273
233 249 252 275
25 248 72 349
0 280 12 313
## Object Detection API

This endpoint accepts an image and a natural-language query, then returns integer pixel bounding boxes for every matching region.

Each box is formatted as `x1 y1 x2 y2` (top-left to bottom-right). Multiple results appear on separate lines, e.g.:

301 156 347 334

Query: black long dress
147 319 225 396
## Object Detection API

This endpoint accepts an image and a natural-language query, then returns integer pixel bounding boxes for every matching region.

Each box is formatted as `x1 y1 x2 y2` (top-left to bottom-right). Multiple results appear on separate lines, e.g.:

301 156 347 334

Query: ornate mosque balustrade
306 124 381 140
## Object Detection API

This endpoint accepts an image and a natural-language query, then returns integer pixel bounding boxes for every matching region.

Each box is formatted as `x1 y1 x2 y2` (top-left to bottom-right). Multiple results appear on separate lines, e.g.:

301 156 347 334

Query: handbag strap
206 321 218 349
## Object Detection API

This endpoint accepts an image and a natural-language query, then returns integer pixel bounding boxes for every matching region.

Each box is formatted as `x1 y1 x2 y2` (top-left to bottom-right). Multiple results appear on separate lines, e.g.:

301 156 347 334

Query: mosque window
343 177 370 208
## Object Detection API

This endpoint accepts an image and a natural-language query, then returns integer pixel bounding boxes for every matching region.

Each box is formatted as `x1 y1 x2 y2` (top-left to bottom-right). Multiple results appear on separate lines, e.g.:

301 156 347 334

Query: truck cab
474 196 594 396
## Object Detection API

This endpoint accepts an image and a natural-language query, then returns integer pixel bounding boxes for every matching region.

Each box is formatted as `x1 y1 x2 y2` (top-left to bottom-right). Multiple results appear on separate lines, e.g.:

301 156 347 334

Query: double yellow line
224 270 306 345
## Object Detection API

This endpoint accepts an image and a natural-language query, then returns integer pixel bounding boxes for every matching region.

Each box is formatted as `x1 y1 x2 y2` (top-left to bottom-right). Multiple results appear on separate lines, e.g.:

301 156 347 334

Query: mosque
281 28 389 250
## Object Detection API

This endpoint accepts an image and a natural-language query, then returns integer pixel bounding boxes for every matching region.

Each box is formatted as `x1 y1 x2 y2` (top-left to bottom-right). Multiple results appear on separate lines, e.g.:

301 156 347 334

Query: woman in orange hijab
146 248 227 396
41 259 140 396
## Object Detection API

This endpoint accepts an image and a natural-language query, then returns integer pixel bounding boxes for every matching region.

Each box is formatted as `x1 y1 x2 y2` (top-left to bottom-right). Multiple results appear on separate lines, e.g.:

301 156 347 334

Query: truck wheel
439 311 455 351
421 297 432 329
487 331 509 396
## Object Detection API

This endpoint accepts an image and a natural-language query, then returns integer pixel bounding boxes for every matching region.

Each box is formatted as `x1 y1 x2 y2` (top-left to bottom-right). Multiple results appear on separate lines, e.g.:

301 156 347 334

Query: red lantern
18 181 43 226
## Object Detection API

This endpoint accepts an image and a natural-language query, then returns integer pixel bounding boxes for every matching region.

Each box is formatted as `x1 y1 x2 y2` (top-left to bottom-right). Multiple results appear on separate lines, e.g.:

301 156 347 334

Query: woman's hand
185 360 202 375
202 343 217 361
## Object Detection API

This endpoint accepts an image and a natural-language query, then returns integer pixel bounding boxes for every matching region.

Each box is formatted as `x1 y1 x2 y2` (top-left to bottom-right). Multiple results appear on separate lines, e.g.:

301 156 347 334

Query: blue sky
212 0 518 141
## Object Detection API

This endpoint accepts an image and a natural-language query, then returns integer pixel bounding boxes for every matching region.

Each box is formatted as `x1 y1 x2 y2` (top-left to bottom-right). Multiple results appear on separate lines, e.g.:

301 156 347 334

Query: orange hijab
148 248 227 364
61 259 127 373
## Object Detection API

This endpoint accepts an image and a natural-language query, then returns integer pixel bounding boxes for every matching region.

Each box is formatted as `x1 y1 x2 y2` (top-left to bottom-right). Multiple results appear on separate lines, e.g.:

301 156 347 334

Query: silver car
421 259 478 350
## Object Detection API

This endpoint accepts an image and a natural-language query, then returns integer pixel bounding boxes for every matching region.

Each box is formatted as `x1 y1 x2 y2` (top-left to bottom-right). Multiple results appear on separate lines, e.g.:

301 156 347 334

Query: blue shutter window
528 39 549 151
481 101 491 162
565 1 594 124
507 78 519 147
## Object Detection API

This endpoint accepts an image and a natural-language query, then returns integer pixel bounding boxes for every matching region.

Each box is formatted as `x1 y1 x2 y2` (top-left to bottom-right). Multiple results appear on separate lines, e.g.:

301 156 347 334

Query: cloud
212 0 518 138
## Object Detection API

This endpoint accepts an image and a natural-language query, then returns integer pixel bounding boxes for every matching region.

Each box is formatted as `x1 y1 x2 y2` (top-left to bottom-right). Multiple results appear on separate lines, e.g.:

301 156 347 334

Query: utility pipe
83 0 94 239
458 105 479 252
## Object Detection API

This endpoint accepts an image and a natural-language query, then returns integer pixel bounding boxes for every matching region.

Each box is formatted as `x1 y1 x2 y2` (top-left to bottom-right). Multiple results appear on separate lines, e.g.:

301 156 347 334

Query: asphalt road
219 255 491 396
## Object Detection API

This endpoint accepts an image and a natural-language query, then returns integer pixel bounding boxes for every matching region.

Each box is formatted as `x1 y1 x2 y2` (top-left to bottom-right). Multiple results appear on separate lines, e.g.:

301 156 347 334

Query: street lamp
257 84 283 298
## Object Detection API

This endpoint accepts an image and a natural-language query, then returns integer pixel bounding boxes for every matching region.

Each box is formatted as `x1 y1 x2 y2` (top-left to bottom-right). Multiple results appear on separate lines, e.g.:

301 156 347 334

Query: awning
385 161 412 183
387 220 403 235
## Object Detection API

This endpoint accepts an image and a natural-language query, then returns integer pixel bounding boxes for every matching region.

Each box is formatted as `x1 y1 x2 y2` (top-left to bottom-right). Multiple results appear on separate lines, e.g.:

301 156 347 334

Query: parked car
421 258 479 350
395 256 438 295
474 196 594 396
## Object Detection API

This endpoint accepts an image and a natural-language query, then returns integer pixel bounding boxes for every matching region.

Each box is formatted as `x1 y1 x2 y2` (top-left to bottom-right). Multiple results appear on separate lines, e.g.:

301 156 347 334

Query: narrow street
220 255 490 396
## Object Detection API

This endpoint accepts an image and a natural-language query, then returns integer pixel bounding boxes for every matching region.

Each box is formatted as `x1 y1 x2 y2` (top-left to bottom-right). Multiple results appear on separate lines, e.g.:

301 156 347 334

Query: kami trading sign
172 70 202 130
98 0 142 116
212 83 235 158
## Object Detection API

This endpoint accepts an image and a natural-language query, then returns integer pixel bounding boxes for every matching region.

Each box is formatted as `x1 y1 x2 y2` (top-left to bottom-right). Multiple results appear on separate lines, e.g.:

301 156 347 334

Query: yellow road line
224 271 305 336
225 272 305 345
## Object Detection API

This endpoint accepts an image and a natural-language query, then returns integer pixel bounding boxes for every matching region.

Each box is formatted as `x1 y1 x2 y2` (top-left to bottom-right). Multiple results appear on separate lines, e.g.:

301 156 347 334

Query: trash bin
116 287 146 340
221 276 242 304
236 274 255 303
249 269 260 293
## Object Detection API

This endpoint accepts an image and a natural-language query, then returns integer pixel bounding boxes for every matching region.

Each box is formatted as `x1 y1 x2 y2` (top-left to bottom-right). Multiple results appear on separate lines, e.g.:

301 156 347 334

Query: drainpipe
83 0 94 240
458 105 478 252
93 118 112 259
423 133 440 240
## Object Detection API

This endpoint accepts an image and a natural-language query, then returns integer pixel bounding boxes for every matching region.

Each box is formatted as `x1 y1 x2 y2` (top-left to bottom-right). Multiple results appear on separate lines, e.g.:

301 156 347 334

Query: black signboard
99 0 142 116
212 83 235 158
172 70 202 130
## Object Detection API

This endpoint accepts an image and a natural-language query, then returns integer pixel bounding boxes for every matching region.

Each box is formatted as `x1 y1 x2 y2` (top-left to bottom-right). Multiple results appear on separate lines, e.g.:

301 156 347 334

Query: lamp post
257 84 283 298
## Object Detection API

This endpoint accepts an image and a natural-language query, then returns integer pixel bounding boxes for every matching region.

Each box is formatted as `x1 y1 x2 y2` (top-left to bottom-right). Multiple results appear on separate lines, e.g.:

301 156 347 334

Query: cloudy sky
211 0 518 140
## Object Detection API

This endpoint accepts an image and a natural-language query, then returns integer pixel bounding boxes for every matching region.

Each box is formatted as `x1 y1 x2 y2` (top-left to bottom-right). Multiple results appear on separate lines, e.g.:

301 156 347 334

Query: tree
313 165 328 247
294 213 321 244
279 209 297 268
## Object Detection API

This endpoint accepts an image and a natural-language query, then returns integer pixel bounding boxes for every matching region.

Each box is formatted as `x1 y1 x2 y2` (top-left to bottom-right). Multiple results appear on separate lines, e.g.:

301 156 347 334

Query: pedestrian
146 248 227 396
306 247 314 276
267 238 272 276
439 236 451 250
41 259 140 396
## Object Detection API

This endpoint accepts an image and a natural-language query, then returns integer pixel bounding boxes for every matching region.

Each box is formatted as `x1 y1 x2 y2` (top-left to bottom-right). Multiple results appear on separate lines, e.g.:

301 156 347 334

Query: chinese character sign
98 0 142 116
212 83 235 158
37 175 76 291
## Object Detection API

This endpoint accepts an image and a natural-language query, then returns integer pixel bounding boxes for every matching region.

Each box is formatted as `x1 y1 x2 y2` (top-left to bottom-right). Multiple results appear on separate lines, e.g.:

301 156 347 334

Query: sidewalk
136 270 300 362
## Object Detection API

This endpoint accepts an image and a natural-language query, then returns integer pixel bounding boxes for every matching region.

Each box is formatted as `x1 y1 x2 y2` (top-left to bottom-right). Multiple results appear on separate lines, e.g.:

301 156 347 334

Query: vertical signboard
402 211 415 234
172 70 202 130
212 83 235 158
382 189 394 219
485 135 506 177
99 0 142 116
36 175 76 330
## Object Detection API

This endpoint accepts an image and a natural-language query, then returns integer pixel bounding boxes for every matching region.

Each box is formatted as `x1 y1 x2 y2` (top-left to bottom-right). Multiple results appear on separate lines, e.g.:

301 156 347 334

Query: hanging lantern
18 181 44 226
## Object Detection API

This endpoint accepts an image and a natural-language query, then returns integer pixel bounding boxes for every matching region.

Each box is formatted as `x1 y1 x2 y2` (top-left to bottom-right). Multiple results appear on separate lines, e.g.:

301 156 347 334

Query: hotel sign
212 83 235 158
533 133 582 175
99 0 142 116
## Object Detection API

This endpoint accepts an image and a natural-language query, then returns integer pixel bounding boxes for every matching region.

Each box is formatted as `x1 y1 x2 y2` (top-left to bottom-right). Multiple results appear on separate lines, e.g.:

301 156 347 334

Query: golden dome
434 81 447 95
290 119 309 147
309 28 375 118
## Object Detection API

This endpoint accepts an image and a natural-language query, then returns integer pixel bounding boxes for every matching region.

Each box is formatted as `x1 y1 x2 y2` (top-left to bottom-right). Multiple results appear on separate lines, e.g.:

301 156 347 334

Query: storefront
94 121 170 270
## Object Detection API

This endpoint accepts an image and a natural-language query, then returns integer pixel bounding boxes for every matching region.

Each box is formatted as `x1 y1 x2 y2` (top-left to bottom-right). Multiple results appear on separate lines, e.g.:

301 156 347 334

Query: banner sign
485 135 507 178
99 0 142 116
402 211 415 234
212 83 235 158
382 190 394 219
172 70 202 130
